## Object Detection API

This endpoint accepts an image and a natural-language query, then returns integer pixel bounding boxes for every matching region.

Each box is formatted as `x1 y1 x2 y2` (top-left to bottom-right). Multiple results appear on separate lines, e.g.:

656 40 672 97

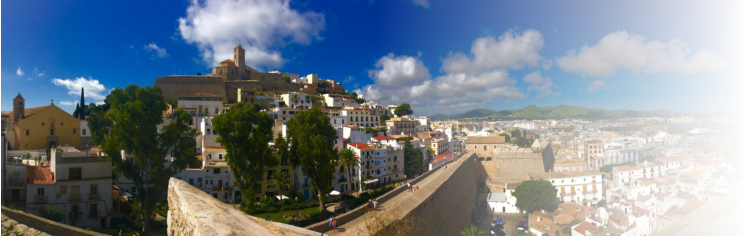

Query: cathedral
155 45 319 104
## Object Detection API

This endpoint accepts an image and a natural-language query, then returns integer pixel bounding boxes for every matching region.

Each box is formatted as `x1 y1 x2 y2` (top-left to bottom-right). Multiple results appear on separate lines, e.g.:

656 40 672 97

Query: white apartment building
177 92 224 129
542 170 604 206
342 126 373 144
280 93 312 109
342 108 380 128
25 148 113 228
348 143 405 190
323 94 359 108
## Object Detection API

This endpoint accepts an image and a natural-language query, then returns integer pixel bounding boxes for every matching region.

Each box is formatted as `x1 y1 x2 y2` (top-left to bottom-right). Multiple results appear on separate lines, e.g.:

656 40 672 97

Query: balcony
69 211 83 220
194 182 203 188
213 185 231 191
338 178 348 183
7 177 25 186
70 193 82 201
89 210 98 219
88 192 101 200
34 195 47 203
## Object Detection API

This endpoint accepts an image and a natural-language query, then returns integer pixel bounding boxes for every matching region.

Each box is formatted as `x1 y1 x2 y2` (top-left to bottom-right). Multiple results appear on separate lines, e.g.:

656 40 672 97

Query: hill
429 105 686 120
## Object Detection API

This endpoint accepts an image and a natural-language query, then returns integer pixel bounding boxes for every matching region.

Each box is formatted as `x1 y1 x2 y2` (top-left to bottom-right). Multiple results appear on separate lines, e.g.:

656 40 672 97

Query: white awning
329 190 340 196
275 195 288 200
364 179 379 184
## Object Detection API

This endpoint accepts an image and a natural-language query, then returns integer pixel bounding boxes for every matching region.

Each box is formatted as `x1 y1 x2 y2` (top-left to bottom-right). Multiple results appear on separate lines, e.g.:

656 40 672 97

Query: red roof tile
372 136 396 140
348 143 373 150
27 166 55 184
574 221 593 234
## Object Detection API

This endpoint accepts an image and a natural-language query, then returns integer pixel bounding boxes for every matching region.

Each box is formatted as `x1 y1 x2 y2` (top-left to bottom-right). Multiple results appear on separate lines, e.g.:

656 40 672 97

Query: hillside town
1 45 737 236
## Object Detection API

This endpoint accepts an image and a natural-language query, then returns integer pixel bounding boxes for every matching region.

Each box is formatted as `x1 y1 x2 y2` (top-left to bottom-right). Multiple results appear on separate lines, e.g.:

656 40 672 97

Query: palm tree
291 95 300 108
338 148 360 196
460 225 485 236
271 171 292 208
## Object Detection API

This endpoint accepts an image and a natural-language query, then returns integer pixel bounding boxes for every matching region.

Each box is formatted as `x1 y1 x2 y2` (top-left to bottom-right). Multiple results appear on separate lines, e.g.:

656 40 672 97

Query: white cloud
442 29 549 73
557 31 730 78
586 80 611 93
59 101 78 106
643 85 652 91
34 68 45 77
523 71 559 99
343 76 355 83
16 67 23 76
411 0 430 8
178 0 325 69
368 53 431 88
51 77 110 101
144 43 169 59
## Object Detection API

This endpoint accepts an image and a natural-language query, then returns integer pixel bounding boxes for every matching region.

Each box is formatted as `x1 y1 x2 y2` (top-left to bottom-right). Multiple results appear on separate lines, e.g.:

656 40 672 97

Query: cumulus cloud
16 67 23 76
144 43 169 59
557 31 729 78
178 0 325 69
442 29 549 73
368 53 431 88
411 0 430 8
523 71 559 99
343 76 355 83
586 80 611 93
59 101 78 106
51 77 110 101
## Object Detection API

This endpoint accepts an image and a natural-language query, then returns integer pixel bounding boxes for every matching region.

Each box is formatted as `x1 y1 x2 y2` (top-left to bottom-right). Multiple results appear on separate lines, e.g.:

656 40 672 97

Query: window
60 185 67 195
26 130 29 136
208 154 212 159
37 188 45 196
90 184 98 195
207 129 211 134
50 129 54 135
215 108 219 114
73 128 76 134
82 129 87 135
219 154 223 159
213 168 220 174
69 168 82 180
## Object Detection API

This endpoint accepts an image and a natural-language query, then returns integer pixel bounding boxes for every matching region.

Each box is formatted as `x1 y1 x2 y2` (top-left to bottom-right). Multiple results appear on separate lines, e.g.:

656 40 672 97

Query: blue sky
2 0 745 116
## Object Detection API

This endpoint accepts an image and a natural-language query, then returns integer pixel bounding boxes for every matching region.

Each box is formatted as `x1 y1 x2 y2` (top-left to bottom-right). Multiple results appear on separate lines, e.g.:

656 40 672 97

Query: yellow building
254 153 294 201
3 94 81 150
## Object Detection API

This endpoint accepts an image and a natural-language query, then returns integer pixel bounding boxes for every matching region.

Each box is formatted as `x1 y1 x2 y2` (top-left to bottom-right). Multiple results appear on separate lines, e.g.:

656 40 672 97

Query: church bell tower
234 44 246 77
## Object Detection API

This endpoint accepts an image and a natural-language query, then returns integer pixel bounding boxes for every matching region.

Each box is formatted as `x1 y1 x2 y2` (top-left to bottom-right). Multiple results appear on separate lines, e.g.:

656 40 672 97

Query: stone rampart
1 206 108 236
166 178 321 236
304 162 442 232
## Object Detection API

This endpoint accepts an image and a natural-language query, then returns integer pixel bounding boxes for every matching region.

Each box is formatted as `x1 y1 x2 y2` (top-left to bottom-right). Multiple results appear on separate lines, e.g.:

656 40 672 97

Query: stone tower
12 93 25 123
234 44 245 77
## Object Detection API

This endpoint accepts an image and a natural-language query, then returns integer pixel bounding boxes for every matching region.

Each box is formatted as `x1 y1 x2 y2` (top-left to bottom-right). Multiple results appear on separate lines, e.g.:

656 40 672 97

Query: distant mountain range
428 105 688 120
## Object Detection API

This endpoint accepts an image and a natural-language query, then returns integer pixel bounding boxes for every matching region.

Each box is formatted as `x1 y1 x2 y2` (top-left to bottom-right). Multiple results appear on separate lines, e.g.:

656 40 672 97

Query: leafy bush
267 207 279 213
341 194 355 200
259 196 279 209
280 206 288 211
39 205 64 222
307 202 320 208
359 192 371 198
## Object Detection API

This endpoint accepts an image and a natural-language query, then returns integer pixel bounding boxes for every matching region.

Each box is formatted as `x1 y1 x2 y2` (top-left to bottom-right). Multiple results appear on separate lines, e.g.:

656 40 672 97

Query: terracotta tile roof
466 136 505 144
348 143 373 150
430 153 456 164
574 221 594 235
27 166 55 184
372 136 396 140
344 126 359 129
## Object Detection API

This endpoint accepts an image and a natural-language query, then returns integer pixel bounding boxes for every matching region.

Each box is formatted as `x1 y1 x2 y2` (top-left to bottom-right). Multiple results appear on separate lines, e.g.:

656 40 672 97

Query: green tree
212 103 278 213
73 103 81 119
394 103 413 117
291 94 300 108
271 170 292 208
87 85 198 235
39 205 64 222
514 179 557 233
378 127 388 136
380 113 391 122
79 87 86 119
339 147 360 195
597 199 607 208
283 105 339 211
500 133 511 143
403 136 423 177
722 135 743 181
562 226 571 235
460 225 485 236
283 75 291 83
197 72 202 75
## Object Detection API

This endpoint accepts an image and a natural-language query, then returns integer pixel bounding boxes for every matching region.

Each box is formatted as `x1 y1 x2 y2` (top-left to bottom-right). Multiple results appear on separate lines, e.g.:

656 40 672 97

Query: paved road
324 158 462 235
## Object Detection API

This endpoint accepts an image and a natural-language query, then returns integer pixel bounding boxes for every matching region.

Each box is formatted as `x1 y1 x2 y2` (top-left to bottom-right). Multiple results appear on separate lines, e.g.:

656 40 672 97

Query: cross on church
51 99 54 104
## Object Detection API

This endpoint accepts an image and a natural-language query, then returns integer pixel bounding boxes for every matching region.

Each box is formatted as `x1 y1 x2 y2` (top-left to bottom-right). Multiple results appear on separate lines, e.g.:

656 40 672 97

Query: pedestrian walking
333 218 338 232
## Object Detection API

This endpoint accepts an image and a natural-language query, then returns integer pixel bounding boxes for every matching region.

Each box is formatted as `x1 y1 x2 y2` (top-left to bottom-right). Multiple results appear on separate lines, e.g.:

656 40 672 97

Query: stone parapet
1 207 107 236
167 177 321 236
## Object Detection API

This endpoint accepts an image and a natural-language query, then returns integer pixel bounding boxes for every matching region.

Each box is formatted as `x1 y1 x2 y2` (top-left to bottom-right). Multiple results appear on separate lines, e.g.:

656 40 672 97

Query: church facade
3 94 81 150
